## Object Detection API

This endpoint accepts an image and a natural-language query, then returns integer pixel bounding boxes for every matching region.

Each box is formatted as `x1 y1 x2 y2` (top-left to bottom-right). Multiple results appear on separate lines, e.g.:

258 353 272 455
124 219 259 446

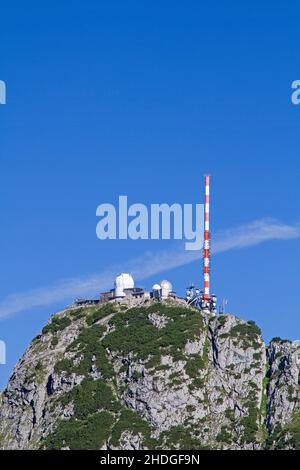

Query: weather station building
98 273 177 306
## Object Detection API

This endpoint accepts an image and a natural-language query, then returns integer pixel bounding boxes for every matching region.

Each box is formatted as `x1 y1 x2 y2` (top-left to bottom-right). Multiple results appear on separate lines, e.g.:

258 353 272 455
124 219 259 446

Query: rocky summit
0 300 299 450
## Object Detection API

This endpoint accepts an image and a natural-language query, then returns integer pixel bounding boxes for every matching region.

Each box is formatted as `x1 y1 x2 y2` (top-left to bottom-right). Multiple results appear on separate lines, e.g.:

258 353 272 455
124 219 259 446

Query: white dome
114 273 134 297
159 280 173 291
159 280 173 299
152 283 161 291
115 273 134 289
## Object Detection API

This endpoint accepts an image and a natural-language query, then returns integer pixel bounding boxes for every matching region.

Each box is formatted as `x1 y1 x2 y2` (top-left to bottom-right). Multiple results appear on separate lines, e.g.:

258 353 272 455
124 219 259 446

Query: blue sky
1 1 300 389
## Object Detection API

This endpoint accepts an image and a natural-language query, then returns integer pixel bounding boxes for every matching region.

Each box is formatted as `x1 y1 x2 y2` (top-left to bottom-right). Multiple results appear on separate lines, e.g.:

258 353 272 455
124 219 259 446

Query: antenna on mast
185 174 217 315
203 175 210 301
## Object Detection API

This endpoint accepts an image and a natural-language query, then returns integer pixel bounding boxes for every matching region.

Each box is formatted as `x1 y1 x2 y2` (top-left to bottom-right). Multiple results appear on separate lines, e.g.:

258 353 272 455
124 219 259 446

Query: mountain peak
0 301 299 450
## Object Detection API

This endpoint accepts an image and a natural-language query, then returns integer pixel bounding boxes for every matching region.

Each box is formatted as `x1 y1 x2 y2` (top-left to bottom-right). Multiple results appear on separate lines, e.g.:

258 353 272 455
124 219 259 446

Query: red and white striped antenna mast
185 174 216 314
203 175 210 301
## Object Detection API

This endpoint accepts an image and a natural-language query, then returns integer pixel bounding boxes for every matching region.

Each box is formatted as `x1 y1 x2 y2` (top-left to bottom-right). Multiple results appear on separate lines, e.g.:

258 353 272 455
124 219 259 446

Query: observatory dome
159 280 172 290
114 273 134 297
159 280 173 299
152 283 161 291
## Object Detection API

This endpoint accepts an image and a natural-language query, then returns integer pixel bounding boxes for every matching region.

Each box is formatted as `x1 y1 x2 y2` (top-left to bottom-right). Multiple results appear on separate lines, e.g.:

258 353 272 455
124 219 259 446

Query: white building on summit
75 273 177 307
114 273 135 298
98 274 176 304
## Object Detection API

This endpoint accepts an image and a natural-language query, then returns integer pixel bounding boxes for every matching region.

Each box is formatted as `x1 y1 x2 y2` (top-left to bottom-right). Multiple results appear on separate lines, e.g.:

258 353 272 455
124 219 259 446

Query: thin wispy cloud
0 218 299 320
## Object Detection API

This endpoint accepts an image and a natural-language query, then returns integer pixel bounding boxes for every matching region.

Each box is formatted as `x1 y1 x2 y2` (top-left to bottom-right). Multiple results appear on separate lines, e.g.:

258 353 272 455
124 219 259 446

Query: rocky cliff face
0 300 299 450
